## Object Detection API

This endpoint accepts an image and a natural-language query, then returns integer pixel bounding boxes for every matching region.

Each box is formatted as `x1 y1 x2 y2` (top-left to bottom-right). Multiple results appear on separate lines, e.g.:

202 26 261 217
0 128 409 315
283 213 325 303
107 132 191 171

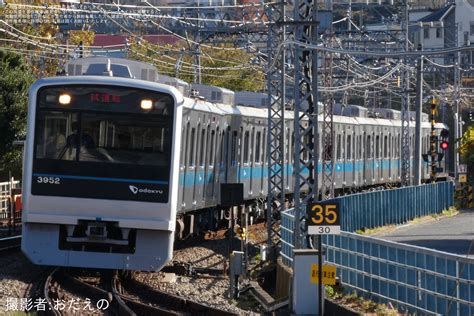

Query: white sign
308 226 341 235
458 164 467 174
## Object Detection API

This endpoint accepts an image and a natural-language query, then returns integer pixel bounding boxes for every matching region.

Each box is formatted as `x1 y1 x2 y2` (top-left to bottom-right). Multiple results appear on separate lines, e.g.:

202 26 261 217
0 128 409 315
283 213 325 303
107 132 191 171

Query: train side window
244 130 250 164
262 129 266 164
357 135 361 159
199 128 206 167
250 128 255 164
209 129 215 167
388 135 391 158
255 131 261 163
347 134 352 160
397 135 400 158
304 134 310 161
384 135 388 158
221 128 229 166
336 134 341 160
182 124 189 167
239 127 243 165
354 134 360 160
231 131 237 166
375 135 380 159
291 132 295 163
189 127 196 167
367 135 371 158
392 135 396 158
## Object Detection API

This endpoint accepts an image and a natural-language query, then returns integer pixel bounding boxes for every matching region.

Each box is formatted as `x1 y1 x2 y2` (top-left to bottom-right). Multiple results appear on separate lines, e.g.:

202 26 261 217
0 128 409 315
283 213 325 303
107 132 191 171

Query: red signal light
440 141 449 150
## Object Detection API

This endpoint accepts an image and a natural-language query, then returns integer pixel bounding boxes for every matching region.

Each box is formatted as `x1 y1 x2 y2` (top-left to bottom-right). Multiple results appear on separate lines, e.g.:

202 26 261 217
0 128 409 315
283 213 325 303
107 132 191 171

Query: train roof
181 96 448 129
65 57 158 81
31 75 185 104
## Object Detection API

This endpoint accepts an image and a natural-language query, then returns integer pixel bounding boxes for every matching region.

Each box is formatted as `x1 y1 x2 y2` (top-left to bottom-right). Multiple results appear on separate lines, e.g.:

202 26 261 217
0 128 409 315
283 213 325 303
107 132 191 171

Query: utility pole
454 51 461 181
414 55 423 185
400 0 411 186
194 1 202 84
429 97 439 182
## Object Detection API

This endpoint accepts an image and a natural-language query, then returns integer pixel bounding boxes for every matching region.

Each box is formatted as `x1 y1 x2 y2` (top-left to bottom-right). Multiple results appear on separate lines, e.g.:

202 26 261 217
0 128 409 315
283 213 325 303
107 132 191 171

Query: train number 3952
37 176 60 184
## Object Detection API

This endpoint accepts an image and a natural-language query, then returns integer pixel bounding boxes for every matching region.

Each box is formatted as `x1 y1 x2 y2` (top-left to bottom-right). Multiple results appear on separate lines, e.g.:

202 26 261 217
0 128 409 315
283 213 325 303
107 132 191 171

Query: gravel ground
0 252 45 314
0 223 269 315
133 225 269 315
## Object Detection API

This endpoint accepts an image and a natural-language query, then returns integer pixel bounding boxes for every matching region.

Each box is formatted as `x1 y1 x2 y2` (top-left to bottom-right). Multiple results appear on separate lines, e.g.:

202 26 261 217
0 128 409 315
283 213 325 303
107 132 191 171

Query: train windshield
32 85 174 202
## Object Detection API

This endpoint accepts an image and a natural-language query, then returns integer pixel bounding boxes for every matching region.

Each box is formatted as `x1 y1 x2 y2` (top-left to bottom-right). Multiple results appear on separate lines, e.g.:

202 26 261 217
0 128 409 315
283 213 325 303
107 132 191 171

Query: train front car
21 76 182 271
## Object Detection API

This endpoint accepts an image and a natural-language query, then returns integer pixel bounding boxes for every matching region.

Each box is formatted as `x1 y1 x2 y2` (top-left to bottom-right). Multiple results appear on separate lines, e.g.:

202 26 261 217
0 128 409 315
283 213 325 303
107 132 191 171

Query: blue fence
279 182 473 315
323 233 474 316
281 182 455 267
334 182 453 232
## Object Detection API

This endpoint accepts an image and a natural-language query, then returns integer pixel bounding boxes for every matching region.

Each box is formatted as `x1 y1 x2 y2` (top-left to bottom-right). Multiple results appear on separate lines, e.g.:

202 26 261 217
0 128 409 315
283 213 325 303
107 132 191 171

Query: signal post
422 97 449 182
292 202 340 315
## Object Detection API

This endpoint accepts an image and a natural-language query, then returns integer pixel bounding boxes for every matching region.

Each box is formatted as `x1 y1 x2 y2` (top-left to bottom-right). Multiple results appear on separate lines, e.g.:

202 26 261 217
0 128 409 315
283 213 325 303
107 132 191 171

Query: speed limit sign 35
307 202 341 235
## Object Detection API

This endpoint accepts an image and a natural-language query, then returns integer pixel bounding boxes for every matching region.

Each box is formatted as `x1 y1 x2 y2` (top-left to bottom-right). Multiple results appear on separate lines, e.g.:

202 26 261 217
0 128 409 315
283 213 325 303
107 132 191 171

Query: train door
252 129 262 196
366 133 374 185
345 132 353 187
382 131 387 182
288 130 295 193
242 128 251 199
193 124 206 209
362 132 366 185
201 125 209 207
285 127 291 193
249 127 256 198
387 133 392 182
261 128 267 196
354 129 364 186
178 123 187 212
228 129 239 183
185 124 196 210
222 127 230 184
397 134 401 180
210 127 218 206
335 131 343 188
374 133 380 184
204 126 216 207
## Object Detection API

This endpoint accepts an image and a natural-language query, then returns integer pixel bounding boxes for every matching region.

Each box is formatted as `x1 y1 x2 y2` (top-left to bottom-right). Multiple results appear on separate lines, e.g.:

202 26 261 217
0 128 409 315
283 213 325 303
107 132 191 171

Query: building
411 0 474 64
89 34 181 58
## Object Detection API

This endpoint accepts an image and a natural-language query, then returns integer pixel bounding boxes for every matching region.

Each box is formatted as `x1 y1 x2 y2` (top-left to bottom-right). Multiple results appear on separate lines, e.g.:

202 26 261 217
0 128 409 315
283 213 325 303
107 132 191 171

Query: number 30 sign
306 202 341 235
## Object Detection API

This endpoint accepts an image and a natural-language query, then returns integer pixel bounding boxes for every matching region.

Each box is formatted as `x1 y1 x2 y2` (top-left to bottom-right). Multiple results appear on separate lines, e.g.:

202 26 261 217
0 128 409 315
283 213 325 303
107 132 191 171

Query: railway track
0 235 21 252
43 268 238 315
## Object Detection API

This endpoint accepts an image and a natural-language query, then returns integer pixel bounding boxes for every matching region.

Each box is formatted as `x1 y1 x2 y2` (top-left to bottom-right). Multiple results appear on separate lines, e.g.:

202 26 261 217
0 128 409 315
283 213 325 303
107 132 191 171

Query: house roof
92 34 181 47
418 4 454 22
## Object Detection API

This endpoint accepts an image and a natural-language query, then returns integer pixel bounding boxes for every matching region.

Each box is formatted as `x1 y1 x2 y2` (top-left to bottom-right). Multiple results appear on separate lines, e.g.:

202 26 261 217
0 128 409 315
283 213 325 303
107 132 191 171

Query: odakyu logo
129 185 163 195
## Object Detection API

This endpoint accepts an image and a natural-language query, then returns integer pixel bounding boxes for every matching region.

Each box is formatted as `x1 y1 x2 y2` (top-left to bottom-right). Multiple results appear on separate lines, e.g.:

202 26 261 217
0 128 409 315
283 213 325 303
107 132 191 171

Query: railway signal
440 141 449 150
429 97 439 182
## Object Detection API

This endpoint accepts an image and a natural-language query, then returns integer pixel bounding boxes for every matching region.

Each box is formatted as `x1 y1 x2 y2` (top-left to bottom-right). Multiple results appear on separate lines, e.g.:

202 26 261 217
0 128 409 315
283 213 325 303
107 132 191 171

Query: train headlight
58 94 71 105
140 99 153 110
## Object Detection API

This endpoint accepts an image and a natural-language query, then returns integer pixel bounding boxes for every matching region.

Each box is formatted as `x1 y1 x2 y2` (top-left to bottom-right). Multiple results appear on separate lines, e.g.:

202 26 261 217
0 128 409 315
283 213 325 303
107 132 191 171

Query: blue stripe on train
178 159 406 187
33 173 169 185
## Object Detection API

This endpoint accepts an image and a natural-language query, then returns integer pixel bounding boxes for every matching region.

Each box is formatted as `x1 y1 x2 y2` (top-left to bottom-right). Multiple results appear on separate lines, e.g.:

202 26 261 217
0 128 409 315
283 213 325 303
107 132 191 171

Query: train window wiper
56 134 79 160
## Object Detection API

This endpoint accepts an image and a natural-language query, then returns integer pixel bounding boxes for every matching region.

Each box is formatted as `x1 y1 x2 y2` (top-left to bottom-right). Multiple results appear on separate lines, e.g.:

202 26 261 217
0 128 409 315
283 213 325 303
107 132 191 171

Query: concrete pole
454 51 461 180
414 56 423 185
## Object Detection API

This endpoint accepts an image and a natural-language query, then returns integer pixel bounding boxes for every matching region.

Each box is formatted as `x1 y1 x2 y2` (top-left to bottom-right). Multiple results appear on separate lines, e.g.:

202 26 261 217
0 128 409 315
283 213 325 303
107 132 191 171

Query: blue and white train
21 58 448 270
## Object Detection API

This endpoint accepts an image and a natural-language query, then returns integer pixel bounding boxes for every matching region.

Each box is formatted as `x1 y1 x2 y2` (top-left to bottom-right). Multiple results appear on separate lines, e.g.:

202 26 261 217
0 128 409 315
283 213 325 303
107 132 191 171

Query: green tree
129 40 265 92
0 50 35 180
459 126 474 165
